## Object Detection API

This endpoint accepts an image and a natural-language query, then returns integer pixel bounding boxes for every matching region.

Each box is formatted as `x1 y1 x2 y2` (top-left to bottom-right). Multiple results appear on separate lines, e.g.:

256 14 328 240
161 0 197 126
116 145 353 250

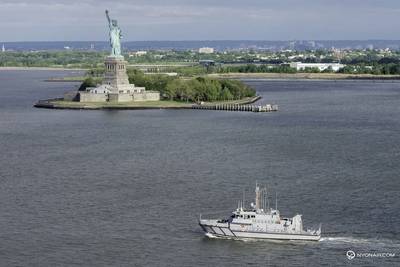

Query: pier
192 103 278 112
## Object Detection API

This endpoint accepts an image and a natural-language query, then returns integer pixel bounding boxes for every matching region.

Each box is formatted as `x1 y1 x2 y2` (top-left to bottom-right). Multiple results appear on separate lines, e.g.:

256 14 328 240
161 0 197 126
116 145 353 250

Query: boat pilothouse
198 185 321 241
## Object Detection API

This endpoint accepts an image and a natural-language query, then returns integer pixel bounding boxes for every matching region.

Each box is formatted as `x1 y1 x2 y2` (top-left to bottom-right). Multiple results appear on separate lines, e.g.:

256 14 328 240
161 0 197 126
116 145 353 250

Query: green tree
78 77 100 91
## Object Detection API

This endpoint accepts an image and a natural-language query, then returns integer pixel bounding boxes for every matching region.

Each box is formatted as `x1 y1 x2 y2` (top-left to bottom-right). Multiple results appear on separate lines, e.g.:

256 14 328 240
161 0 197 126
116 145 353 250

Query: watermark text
346 250 396 260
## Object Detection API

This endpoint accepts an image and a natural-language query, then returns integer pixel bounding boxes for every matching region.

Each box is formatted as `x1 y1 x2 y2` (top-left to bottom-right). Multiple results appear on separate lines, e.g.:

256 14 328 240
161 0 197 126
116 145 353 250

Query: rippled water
0 71 399 266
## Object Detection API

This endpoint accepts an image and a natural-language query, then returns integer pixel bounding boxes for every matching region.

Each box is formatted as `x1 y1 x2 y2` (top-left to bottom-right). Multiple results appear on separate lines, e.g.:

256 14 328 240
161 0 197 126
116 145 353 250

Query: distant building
129 51 148 57
199 47 214 54
290 62 345 72
2 44 5 52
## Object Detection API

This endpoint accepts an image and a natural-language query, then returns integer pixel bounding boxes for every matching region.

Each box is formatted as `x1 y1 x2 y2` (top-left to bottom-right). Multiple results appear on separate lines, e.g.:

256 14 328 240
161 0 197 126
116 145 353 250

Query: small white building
129 51 148 57
290 62 345 72
199 47 214 54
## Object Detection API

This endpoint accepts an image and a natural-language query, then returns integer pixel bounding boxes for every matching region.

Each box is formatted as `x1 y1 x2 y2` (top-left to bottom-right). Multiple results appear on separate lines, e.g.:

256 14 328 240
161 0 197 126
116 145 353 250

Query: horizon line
2 39 400 43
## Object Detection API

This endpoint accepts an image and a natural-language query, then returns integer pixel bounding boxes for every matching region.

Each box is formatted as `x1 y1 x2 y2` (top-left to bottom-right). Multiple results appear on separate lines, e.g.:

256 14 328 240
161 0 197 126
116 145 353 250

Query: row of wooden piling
192 104 278 112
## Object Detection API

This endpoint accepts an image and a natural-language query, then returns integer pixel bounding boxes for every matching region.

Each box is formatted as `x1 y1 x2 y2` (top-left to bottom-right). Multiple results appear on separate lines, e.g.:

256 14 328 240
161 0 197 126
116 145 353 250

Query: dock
192 103 278 112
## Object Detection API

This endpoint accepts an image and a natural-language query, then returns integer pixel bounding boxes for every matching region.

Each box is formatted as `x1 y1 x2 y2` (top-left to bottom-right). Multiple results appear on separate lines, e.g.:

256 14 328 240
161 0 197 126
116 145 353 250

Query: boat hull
199 222 321 241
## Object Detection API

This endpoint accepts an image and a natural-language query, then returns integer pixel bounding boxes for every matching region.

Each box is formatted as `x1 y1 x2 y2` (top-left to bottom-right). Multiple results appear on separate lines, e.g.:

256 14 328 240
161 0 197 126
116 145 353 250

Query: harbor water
0 71 399 266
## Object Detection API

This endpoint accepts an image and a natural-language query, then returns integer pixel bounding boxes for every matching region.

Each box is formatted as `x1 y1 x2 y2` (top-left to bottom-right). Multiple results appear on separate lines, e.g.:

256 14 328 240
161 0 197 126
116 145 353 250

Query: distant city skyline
4 40 400 53
1 0 400 42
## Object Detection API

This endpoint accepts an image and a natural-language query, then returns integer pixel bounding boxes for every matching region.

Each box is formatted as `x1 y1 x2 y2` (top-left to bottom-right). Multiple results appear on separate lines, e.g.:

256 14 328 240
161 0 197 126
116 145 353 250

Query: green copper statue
105 10 122 57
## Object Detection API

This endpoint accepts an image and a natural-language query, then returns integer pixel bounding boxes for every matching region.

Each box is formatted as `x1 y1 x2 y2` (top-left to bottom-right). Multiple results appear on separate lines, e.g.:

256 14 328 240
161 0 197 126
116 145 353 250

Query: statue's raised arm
105 10 111 28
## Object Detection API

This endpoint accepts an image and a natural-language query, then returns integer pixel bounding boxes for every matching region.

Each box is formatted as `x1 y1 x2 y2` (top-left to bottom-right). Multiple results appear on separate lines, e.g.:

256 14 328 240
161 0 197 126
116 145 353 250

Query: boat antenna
266 186 270 210
242 189 245 209
275 191 278 211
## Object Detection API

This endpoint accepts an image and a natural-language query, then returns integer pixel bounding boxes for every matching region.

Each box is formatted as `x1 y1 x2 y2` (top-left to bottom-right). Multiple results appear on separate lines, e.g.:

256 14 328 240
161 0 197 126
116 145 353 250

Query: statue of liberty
105 10 122 57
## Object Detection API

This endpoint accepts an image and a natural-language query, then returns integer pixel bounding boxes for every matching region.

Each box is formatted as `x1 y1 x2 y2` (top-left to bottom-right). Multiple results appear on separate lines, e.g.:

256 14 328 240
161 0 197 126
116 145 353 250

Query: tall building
2 44 5 52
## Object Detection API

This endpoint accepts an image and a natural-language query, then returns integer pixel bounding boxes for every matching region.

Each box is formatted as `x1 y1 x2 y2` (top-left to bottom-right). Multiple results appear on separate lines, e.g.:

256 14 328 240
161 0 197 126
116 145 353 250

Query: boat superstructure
198 185 321 241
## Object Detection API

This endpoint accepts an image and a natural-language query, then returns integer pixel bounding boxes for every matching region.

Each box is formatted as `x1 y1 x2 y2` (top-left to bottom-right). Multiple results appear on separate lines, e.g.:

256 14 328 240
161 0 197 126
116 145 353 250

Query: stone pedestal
78 55 160 103
103 56 130 93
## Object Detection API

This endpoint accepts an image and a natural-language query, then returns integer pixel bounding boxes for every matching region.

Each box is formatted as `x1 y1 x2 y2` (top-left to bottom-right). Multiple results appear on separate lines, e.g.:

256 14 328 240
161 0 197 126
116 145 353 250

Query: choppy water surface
0 71 399 266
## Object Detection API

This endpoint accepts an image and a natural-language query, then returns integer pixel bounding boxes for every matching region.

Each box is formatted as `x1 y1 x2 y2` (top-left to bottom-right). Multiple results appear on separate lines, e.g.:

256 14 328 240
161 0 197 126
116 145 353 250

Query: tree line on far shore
79 68 256 102
4 51 400 76
215 63 400 75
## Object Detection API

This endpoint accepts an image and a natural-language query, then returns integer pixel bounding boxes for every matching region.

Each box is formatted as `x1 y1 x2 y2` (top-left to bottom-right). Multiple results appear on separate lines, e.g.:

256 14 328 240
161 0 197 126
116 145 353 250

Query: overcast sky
1 0 399 41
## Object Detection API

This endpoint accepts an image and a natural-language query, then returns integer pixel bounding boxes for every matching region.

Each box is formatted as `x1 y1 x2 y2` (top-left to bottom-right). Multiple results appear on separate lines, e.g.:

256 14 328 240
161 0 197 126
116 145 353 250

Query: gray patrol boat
198 185 321 241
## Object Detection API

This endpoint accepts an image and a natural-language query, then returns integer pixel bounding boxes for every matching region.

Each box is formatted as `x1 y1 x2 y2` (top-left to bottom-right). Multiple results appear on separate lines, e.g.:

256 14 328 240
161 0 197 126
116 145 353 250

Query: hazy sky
1 0 399 41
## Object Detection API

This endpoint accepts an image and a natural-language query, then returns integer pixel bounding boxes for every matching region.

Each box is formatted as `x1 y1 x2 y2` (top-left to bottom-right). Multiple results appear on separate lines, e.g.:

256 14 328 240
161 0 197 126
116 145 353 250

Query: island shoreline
34 96 262 110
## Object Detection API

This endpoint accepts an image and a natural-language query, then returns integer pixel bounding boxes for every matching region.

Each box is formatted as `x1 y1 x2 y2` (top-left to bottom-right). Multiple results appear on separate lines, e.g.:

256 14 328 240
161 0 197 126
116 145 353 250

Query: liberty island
33 11 262 110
